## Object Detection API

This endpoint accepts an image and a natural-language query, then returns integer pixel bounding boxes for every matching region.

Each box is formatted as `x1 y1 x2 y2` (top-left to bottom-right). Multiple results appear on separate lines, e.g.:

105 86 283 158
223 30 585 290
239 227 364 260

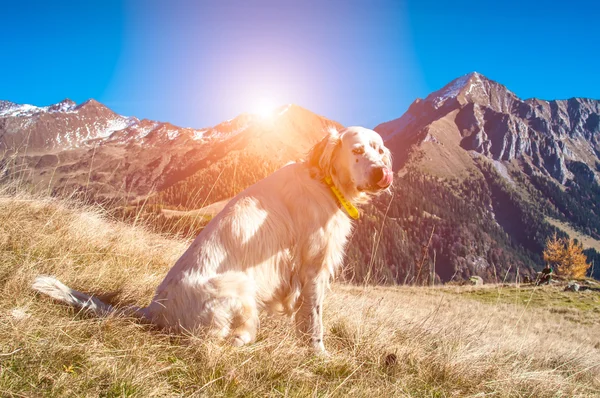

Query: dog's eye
378 148 384 155
352 147 365 155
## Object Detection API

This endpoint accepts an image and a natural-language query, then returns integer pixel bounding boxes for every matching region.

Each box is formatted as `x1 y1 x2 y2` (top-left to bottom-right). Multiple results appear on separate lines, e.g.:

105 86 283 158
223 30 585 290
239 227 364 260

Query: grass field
1 189 599 397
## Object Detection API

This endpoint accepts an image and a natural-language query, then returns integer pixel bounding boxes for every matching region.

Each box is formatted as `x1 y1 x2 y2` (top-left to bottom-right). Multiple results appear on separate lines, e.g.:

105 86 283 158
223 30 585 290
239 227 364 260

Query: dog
33 126 393 353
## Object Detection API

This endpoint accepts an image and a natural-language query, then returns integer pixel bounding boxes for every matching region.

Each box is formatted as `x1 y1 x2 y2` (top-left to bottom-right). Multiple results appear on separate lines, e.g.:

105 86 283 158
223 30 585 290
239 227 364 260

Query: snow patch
101 117 137 139
277 104 292 116
426 72 481 109
0 100 78 117
121 121 160 141
464 72 483 98
54 116 137 148
192 129 207 140
166 129 180 140
211 119 252 140
0 103 43 117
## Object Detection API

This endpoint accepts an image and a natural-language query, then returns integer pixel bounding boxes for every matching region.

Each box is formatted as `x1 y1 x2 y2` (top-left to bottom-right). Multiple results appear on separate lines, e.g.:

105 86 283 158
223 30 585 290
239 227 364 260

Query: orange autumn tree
543 233 591 279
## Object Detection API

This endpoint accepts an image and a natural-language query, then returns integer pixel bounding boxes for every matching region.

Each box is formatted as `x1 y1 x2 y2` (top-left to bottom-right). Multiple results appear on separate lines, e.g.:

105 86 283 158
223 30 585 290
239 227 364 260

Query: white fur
32 126 393 353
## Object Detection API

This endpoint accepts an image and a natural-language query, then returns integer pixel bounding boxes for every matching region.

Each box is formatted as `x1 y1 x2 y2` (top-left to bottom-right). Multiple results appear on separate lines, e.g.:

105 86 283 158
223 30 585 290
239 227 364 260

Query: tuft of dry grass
1 188 599 397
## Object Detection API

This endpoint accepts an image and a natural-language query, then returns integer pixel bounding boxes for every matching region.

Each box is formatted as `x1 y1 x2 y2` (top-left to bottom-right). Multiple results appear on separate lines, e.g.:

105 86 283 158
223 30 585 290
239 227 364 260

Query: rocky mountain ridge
0 99 139 151
2 73 599 283
377 72 600 184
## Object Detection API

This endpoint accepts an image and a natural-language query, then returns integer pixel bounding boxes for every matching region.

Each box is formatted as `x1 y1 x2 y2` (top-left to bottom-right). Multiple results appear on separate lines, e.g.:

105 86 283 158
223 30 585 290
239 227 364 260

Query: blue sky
1 0 599 128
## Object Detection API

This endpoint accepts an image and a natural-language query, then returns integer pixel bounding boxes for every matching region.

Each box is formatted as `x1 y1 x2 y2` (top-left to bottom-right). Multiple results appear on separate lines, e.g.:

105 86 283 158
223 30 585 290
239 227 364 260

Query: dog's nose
371 166 393 188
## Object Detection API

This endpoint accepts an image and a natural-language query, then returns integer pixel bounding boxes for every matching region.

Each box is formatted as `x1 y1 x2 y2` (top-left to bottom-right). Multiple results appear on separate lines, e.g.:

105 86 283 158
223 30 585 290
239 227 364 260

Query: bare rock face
377 72 600 185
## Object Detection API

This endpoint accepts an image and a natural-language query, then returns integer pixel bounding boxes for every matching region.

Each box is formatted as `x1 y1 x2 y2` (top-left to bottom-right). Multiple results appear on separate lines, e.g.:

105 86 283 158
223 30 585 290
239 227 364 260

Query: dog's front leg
295 271 328 354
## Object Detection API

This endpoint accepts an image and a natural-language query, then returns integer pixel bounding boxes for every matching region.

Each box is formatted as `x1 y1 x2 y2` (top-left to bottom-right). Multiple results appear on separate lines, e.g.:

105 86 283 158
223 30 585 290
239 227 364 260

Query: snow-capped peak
48 99 77 113
0 102 43 117
0 98 79 117
426 72 484 109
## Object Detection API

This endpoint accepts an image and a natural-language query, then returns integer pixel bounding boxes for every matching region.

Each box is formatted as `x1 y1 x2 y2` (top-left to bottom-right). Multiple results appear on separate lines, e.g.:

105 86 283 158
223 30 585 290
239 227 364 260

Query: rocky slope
0 99 138 151
377 72 600 184
0 100 340 203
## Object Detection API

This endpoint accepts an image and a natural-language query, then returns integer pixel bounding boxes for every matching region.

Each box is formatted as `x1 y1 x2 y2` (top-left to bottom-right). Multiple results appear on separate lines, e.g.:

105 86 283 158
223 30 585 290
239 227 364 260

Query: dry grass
448 284 600 317
1 188 599 397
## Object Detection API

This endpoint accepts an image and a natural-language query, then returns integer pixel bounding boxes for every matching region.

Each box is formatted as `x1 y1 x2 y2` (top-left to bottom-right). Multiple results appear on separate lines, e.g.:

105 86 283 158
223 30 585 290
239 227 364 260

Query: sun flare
253 97 278 118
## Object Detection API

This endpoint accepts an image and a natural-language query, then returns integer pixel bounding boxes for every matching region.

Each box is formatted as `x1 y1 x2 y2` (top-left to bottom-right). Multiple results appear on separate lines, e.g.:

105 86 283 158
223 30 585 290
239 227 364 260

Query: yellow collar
324 176 359 220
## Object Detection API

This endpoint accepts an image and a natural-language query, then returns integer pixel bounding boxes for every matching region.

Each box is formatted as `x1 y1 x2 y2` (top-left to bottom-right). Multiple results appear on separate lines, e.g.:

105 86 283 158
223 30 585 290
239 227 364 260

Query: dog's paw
315 348 331 358
231 332 252 347
312 339 330 357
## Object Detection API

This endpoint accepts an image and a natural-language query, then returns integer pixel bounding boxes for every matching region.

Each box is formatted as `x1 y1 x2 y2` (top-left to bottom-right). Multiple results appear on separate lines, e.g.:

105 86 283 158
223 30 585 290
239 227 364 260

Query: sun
253 97 278 119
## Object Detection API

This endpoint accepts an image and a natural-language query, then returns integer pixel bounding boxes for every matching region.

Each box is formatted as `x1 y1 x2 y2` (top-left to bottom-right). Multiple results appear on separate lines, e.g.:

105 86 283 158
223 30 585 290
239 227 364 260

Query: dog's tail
32 275 147 319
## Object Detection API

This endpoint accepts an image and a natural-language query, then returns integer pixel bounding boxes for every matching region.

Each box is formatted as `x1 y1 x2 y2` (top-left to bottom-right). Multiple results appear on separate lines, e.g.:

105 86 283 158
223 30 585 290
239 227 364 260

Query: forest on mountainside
154 151 280 209
343 163 557 285
528 161 600 239
120 153 600 284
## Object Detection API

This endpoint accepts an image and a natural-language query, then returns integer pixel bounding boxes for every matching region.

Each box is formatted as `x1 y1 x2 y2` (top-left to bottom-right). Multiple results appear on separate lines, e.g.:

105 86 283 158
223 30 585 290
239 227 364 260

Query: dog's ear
308 128 341 178
382 147 393 169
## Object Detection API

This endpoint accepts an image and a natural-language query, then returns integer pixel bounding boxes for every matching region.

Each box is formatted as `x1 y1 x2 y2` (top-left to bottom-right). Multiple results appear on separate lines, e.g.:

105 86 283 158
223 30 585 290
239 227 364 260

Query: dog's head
308 126 393 201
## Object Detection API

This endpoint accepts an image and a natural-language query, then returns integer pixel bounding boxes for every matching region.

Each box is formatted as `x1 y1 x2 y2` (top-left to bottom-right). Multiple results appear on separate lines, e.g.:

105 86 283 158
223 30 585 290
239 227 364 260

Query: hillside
369 72 600 282
0 99 136 151
1 101 340 205
2 73 600 284
0 190 599 397
377 72 600 182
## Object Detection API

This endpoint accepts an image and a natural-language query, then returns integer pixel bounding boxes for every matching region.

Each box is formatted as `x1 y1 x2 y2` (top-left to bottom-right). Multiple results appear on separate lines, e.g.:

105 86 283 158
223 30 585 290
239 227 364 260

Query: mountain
2 75 599 283
364 72 600 282
377 72 600 184
0 99 137 151
151 104 343 209
0 100 341 205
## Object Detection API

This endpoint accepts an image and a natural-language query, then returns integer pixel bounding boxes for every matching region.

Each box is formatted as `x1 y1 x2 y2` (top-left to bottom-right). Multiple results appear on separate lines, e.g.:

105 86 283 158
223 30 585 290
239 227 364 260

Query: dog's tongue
378 168 393 187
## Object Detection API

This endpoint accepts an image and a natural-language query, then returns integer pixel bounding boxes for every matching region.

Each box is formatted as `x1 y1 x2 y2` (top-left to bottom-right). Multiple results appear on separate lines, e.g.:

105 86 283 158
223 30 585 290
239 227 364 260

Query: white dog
33 126 393 353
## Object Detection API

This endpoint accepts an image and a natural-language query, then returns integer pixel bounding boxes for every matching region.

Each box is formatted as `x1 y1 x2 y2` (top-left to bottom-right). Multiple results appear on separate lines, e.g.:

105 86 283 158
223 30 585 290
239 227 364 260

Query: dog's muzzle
375 167 393 188
358 166 393 192
372 166 393 189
